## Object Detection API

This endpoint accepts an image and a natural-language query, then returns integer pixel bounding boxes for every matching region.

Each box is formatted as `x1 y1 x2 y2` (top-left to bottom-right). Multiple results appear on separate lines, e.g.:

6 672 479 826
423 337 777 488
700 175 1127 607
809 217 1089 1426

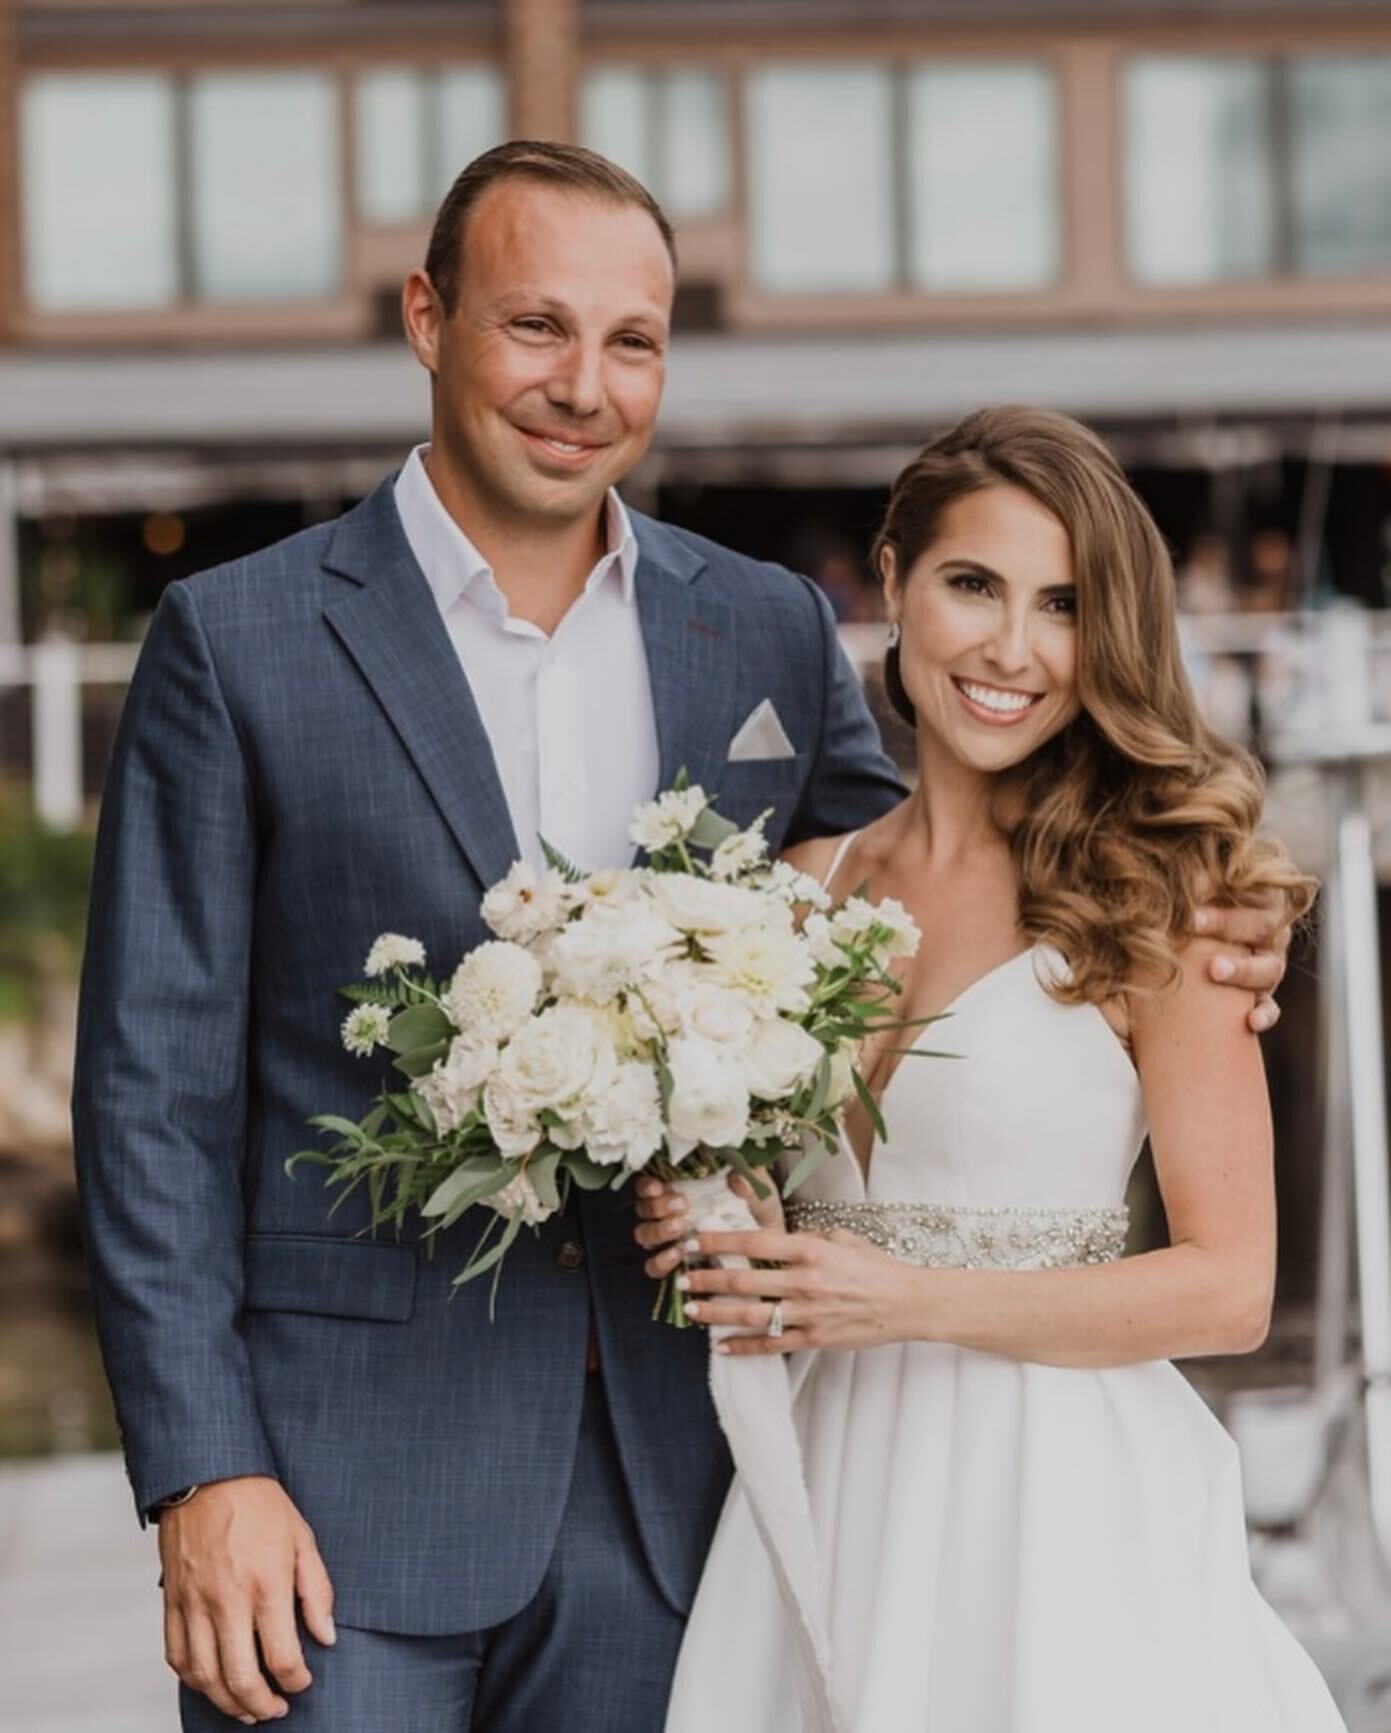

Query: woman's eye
1045 594 1078 617
948 573 991 596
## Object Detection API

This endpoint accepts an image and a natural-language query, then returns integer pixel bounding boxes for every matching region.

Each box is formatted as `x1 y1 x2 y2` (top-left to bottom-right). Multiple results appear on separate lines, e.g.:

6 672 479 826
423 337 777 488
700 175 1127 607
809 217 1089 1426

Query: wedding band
767 1300 785 1340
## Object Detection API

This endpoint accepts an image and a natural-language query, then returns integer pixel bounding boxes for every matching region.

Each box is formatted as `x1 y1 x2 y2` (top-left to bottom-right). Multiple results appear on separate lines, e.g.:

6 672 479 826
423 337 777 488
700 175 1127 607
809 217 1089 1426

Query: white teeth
959 680 1036 715
541 438 583 454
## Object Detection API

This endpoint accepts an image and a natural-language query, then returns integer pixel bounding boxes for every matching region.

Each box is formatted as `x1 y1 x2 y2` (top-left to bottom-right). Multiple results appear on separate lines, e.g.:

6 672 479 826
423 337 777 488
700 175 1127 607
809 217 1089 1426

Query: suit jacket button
555 1239 586 1273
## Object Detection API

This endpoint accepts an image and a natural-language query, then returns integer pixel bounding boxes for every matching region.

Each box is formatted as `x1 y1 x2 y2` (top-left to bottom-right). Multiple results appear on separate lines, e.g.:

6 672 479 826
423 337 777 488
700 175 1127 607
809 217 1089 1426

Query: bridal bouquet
290 779 920 1319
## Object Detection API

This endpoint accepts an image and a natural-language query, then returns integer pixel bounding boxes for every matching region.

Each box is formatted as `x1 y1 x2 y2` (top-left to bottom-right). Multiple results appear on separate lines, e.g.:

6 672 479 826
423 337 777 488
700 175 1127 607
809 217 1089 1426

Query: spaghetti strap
820 830 862 897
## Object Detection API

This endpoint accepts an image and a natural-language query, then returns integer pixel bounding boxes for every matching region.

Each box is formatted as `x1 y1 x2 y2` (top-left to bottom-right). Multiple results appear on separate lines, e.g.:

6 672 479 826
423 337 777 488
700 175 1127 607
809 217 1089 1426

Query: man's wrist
152 1484 202 1515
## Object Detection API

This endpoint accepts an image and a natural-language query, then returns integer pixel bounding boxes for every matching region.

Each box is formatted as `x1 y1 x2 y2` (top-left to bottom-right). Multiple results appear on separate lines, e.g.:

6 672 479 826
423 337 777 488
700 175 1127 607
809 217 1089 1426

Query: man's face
410 181 675 530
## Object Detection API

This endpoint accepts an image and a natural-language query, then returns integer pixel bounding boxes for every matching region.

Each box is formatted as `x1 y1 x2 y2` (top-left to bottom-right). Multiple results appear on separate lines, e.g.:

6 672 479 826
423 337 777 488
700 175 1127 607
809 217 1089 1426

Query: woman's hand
634 1173 784 1280
675 1226 921 1355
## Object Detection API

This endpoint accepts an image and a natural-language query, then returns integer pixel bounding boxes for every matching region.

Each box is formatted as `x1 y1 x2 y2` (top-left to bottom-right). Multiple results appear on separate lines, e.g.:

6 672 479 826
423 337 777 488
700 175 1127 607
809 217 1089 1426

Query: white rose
629 786 709 852
710 820 770 882
481 861 571 943
706 924 816 1018
549 902 683 1005
579 1060 665 1169
444 941 543 1042
492 1169 556 1227
665 1035 751 1160
742 1017 824 1102
340 1003 392 1057
482 1076 543 1158
417 1034 498 1134
497 1003 615 1114
363 933 426 977
673 980 756 1048
648 873 768 936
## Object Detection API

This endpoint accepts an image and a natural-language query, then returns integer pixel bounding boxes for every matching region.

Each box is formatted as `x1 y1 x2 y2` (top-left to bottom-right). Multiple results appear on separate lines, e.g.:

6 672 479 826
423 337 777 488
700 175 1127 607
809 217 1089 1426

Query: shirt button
555 1239 586 1274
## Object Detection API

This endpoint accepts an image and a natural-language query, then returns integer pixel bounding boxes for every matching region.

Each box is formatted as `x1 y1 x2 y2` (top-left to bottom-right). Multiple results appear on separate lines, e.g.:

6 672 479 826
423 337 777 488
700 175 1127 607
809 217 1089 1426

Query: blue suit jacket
72 477 904 1634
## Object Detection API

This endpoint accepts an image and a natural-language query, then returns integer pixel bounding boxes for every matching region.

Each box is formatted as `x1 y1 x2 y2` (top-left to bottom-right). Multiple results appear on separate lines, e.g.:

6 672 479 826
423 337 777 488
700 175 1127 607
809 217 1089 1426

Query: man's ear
401 269 443 375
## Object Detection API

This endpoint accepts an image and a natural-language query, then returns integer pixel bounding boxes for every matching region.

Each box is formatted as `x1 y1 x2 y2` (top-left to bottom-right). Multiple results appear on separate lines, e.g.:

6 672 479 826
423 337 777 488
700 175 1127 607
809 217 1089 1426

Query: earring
886 621 901 647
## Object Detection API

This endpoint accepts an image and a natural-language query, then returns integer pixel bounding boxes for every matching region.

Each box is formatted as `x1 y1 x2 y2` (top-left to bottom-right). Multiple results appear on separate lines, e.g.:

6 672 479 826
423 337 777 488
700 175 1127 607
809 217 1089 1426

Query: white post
31 632 83 829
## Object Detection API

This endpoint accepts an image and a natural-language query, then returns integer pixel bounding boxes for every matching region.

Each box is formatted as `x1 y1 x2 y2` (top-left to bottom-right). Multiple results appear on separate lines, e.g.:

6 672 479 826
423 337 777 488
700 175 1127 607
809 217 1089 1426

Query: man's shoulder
174 518 342 620
632 512 827 617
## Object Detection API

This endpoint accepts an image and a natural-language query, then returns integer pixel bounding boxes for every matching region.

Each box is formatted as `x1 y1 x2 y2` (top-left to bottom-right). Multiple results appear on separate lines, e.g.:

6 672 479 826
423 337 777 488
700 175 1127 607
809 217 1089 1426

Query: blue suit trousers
179 1375 685 1732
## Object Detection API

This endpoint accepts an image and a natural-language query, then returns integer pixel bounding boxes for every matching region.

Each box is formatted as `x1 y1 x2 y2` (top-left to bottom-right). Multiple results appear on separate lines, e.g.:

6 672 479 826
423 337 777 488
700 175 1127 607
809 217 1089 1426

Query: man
73 143 1287 1730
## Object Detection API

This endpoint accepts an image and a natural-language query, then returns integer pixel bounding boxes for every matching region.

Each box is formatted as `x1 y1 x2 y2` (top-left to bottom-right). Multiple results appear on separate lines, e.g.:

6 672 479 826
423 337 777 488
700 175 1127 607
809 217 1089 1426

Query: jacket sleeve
72 579 279 1520
788 576 906 845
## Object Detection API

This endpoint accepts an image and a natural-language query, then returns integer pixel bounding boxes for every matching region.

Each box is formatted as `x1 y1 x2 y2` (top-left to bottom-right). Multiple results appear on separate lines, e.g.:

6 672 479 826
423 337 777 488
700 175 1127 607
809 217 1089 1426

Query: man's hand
158 1475 336 1724
1193 903 1292 1033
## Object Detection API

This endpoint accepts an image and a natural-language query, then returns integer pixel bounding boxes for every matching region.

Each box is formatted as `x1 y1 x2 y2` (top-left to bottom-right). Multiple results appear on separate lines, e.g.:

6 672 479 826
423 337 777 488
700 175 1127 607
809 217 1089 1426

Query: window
355 66 506 225
906 62 1059 291
1290 57 1391 276
21 74 179 312
579 66 731 220
1125 57 1276 286
746 59 1060 297
190 73 342 302
747 65 896 293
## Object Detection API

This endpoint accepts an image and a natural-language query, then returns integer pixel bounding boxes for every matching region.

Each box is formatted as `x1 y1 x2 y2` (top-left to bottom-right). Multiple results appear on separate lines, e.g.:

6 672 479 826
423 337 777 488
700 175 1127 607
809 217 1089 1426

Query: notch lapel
321 481 520 893
632 515 737 802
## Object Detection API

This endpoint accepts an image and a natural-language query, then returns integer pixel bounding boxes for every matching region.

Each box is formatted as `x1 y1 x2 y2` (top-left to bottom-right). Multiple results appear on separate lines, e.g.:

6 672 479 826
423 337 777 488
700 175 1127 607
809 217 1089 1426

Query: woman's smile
951 676 1045 726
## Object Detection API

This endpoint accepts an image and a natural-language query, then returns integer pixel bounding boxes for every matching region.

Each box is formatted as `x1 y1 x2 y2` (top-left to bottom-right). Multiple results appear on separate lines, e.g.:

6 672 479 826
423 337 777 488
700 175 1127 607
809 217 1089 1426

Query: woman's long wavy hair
874 406 1317 1004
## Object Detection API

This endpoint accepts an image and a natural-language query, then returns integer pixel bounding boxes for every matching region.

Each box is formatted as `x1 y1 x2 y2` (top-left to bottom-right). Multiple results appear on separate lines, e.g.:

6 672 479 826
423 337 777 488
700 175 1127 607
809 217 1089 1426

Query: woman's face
886 483 1082 775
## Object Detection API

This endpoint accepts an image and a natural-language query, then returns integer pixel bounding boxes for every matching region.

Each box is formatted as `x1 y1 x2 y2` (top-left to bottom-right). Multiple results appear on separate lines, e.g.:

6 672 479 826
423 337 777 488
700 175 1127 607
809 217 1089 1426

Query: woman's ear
879 544 899 616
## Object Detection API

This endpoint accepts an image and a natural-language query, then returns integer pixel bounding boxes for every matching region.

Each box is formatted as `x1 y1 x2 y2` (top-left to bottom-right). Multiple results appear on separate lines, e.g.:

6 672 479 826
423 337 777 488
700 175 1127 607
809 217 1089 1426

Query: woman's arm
682 939 1277 1367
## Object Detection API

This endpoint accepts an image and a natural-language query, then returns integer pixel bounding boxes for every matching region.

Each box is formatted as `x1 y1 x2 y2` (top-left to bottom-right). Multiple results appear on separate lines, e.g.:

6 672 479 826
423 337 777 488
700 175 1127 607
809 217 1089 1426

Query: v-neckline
845 945 1039 1189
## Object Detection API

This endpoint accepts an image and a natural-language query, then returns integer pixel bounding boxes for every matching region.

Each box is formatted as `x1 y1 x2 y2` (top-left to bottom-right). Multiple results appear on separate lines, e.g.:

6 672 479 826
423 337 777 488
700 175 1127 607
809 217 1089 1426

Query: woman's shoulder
781 834 849 887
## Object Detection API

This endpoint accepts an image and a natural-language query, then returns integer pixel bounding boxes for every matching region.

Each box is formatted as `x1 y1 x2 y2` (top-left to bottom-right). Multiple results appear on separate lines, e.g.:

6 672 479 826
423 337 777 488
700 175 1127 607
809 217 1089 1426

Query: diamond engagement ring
767 1300 785 1340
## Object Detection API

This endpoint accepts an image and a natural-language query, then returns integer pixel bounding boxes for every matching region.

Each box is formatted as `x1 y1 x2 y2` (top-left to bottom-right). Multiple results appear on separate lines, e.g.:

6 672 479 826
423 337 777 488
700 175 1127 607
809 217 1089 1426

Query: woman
636 408 1337 1731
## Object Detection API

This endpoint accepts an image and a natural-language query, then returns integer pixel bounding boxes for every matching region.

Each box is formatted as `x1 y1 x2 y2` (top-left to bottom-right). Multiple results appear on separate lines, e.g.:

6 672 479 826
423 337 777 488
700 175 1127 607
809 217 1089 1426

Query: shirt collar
393 444 638 620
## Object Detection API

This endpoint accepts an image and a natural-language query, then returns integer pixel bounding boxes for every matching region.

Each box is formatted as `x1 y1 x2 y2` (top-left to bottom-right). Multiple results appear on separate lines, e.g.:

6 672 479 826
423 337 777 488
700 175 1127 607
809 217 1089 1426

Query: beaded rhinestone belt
784 1199 1129 1271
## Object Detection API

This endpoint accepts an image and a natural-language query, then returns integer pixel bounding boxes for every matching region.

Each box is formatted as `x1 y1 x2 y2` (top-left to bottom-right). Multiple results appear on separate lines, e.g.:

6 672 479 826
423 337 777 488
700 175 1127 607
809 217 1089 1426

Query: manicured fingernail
1193 909 1210 932
682 1238 701 1254
675 1273 691 1291
715 1341 730 1355
1211 956 1234 980
684 1301 700 1319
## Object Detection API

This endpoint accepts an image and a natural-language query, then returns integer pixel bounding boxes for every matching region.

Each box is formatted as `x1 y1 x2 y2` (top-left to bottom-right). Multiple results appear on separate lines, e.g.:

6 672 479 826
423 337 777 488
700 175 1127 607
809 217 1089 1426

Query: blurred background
4 0 1391 1725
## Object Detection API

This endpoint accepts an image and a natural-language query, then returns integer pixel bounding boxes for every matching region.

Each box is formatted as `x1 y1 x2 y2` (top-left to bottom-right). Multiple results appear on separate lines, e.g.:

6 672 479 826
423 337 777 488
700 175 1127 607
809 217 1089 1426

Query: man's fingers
255 1588 314 1696
644 1245 686 1279
164 1602 190 1679
1209 948 1282 994
295 1536 338 1650
1250 995 1281 1034
1195 904 1284 949
215 1604 290 1722
182 1606 264 1724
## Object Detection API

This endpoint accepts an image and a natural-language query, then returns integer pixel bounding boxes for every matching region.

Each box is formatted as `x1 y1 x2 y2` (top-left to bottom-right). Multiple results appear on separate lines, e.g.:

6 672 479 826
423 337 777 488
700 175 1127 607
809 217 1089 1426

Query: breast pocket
713 753 808 845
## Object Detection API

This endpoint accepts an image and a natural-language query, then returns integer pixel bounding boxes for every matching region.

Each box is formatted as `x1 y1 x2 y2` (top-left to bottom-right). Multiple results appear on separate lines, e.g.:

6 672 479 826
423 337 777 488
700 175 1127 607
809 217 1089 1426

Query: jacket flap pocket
243 1235 417 1323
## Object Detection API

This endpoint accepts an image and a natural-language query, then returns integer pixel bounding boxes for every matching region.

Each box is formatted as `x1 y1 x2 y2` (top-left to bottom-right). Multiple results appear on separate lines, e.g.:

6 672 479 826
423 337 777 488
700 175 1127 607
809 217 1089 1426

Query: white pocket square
728 699 796 763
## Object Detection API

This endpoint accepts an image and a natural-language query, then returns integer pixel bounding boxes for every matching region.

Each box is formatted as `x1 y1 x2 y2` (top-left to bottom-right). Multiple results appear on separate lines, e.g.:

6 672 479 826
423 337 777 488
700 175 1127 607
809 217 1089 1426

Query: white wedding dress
665 839 1346 1732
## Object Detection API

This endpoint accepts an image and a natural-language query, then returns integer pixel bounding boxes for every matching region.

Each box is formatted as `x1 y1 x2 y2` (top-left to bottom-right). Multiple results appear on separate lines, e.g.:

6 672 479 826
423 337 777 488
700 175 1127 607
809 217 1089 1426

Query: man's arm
73 579 276 1513
788 579 906 845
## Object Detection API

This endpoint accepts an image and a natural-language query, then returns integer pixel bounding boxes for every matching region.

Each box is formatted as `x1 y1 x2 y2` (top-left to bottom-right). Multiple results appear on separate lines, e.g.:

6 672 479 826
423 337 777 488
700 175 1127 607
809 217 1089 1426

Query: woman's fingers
688 1228 814 1263
677 1265 795 1297
684 1298 798 1331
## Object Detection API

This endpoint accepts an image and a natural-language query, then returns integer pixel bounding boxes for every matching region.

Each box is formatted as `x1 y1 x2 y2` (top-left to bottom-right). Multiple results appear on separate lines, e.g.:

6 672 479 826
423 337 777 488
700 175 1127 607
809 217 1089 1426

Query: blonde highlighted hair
874 406 1317 1004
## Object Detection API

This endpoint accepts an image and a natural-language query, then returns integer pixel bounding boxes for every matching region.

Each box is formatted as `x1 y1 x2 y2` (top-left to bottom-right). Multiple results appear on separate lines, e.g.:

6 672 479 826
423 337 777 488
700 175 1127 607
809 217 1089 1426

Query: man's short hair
424 140 678 314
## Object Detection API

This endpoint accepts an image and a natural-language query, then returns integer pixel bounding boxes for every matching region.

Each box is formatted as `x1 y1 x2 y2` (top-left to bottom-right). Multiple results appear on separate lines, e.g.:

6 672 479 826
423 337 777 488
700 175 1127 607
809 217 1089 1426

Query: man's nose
546 341 606 418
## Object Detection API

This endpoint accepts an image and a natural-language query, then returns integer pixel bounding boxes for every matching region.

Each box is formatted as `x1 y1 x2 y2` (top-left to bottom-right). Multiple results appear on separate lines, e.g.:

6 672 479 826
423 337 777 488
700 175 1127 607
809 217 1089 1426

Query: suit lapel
632 515 737 803
321 480 520 892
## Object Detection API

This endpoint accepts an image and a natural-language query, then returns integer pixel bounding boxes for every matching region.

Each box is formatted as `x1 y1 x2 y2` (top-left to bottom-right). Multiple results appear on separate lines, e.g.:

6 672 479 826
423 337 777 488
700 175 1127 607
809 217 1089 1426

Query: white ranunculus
742 1016 824 1101
548 902 683 1005
571 866 645 911
417 1034 498 1134
762 860 832 912
481 861 571 944
648 873 768 936
363 933 427 977
673 979 756 1048
629 786 709 852
492 1169 556 1226
665 1035 752 1160
497 1003 615 1115
580 1059 665 1169
710 820 770 882
705 924 816 1018
340 1003 392 1057
444 941 543 1042
482 1076 543 1158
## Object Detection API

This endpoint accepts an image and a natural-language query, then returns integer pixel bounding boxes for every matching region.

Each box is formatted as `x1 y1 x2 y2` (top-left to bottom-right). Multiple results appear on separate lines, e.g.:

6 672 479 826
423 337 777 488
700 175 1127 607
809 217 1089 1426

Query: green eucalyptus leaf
387 1003 452 1055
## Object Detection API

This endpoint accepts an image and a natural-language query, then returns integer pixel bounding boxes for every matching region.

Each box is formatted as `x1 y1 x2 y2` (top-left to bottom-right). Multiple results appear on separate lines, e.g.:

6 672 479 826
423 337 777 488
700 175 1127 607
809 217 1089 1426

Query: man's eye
514 318 552 335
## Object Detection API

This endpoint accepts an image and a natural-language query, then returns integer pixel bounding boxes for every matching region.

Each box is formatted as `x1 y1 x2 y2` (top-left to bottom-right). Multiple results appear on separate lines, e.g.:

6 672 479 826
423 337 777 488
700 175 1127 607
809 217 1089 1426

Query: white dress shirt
393 445 660 874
